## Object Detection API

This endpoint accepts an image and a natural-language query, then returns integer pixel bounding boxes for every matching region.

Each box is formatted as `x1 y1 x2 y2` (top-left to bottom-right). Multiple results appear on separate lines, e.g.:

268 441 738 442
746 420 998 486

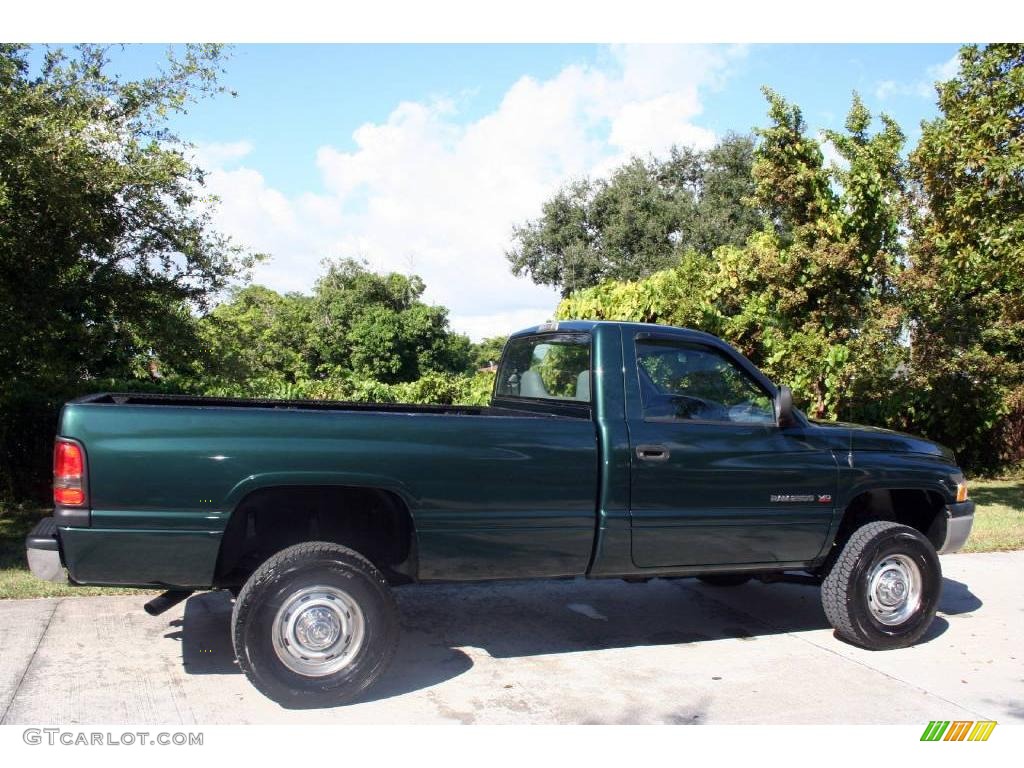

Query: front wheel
231 541 399 707
822 521 941 650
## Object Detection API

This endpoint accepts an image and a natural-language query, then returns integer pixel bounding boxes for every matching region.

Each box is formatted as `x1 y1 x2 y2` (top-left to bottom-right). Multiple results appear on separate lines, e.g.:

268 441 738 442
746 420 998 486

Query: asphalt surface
1 551 1021 725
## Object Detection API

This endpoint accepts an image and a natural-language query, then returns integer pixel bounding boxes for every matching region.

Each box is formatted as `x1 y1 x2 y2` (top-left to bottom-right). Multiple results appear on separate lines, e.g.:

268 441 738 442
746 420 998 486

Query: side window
495 334 591 402
636 338 774 424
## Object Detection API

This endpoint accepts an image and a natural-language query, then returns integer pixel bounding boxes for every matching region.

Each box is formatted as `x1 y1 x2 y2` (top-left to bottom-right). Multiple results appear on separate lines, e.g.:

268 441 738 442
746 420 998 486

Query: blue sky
55 44 965 338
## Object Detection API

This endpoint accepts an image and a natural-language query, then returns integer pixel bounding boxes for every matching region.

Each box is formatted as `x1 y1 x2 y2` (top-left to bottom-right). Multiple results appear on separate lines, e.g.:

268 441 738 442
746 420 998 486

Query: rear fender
223 471 418 515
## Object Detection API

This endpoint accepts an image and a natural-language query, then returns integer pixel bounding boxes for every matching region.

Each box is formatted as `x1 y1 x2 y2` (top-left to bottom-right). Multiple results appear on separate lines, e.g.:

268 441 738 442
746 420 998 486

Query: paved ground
0 551 1021 725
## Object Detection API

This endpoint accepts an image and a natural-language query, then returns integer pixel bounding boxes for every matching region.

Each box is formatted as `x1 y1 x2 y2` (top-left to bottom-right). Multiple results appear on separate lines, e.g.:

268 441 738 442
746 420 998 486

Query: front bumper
937 500 975 554
25 517 68 583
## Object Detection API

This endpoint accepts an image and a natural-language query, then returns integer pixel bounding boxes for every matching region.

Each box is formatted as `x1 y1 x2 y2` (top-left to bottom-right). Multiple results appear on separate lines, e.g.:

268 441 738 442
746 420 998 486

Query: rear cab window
494 333 592 410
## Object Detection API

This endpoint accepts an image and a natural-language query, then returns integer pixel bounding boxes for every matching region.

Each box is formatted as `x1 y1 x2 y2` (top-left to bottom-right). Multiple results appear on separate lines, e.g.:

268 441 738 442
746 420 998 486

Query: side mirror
775 385 795 427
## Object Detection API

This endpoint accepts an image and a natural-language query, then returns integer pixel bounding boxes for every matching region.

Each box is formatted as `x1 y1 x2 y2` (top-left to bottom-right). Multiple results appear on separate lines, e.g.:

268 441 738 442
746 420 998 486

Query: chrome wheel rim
866 553 922 626
272 585 365 676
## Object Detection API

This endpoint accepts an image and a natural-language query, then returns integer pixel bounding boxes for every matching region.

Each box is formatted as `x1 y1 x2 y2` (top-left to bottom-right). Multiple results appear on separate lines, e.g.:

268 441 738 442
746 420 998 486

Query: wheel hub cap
879 573 906 603
294 606 342 650
272 586 365 677
866 554 922 626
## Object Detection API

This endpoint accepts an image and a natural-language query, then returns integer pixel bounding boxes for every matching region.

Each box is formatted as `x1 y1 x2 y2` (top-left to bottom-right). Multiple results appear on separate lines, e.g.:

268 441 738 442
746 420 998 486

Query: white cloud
873 78 932 101
449 307 559 341
874 52 961 102
200 45 742 340
874 80 897 100
927 53 960 83
193 140 254 169
608 93 717 157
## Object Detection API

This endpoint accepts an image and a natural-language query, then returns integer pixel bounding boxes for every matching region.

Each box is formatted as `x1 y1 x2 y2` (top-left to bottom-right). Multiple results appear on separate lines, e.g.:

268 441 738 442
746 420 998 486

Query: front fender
838 451 960 511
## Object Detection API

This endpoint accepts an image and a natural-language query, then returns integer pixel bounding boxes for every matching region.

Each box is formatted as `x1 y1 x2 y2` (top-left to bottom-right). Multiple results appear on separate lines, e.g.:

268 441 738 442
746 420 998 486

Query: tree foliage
0 44 257 387
311 260 471 383
680 133 763 254
559 46 1024 471
562 89 907 419
470 336 508 369
507 134 761 296
193 265 493 410
899 43 1024 468
0 43 258 500
197 258 472 388
197 285 311 385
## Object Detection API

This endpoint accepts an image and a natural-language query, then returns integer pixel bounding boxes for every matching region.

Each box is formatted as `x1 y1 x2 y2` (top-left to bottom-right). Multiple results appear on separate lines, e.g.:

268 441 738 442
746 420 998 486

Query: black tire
232 541 399 708
698 574 752 587
821 521 941 650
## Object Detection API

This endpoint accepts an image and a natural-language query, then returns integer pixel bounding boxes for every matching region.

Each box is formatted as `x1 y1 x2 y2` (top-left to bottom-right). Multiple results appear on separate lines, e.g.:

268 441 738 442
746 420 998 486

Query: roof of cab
509 319 725 345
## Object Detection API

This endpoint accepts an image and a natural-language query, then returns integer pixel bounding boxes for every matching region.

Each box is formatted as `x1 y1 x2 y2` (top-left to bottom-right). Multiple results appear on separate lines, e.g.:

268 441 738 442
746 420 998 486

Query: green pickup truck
27 320 974 706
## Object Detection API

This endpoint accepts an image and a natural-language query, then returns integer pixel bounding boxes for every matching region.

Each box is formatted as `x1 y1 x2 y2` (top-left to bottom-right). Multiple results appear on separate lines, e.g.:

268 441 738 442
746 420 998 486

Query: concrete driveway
1 550 1021 725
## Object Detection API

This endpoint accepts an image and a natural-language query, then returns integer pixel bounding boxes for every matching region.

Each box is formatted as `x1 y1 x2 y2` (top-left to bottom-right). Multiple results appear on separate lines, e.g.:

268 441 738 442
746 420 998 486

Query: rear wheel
821 521 941 650
232 541 399 707
697 574 752 587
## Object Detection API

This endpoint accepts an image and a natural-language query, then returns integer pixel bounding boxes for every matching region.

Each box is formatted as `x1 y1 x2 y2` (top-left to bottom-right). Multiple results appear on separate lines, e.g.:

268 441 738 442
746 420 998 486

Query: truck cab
493 321 970 577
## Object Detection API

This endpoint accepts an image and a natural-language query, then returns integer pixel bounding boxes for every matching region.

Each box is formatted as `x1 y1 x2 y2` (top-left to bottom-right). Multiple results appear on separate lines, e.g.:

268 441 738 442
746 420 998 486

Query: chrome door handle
635 444 670 462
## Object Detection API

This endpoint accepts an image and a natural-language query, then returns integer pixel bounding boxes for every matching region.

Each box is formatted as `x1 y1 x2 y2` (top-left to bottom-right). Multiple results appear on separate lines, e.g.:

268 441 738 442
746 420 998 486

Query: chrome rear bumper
25 517 68 583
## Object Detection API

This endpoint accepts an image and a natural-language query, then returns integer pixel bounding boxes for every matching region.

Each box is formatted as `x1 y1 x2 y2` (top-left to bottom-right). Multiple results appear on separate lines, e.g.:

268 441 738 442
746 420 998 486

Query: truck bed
56 390 600 587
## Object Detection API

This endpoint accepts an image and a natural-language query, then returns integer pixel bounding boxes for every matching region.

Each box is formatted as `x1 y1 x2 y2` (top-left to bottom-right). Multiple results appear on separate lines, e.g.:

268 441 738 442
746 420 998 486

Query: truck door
625 331 837 568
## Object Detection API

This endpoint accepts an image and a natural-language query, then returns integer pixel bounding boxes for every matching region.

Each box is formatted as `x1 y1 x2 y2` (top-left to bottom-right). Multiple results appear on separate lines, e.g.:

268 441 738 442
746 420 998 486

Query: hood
810 420 956 462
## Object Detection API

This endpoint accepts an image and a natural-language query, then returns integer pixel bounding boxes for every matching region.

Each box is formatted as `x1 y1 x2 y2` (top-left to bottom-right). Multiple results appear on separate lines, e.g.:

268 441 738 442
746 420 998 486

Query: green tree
824 93 906 266
560 90 908 422
814 92 909 424
506 160 682 296
507 134 761 296
0 43 257 500
470 335 508 369
556 51 1024 473
0 44 257 388
197 285 311 386
752 88 837 235
195 260 474 389
712 90 906 419
901 43 1024 469
307 258 471 384
663 133 761 254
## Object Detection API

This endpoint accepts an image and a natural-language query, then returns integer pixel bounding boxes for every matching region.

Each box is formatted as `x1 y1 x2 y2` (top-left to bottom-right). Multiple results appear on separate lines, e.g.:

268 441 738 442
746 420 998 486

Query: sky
90 44 963 340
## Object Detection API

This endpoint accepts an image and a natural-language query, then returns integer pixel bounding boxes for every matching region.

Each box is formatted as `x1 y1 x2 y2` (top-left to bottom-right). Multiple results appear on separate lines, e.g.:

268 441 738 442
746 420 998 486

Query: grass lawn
1 478 1021 599
960 477 1024 553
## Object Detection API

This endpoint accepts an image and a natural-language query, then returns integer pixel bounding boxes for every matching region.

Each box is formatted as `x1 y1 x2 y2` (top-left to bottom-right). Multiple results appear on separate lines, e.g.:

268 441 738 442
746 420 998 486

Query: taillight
54 439 86 507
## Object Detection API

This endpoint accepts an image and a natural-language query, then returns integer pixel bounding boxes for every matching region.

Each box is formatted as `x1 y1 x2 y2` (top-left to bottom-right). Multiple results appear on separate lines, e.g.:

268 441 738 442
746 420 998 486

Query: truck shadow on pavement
168 574 982 706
